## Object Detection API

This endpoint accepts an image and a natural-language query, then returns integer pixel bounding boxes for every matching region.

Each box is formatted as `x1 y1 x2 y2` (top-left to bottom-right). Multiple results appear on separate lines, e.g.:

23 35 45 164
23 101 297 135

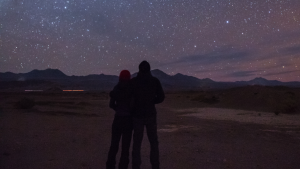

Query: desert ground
1 87 300 169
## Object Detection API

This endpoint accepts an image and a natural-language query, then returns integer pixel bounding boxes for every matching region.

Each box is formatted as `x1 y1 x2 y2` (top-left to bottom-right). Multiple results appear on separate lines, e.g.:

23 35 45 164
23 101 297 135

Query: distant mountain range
0 69 300 91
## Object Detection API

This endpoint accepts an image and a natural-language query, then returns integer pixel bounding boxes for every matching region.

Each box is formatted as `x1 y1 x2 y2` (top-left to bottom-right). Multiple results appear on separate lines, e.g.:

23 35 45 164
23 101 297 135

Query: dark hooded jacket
109 81 133 116
130 72 165 118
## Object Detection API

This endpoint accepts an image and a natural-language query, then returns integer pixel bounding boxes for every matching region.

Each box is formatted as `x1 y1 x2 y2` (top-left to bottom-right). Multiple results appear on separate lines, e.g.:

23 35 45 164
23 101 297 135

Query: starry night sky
1 0 300 81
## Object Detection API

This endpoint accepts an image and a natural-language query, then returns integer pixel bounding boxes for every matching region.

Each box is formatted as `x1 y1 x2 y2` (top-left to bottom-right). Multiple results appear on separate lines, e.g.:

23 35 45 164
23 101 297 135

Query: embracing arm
109 91 117 110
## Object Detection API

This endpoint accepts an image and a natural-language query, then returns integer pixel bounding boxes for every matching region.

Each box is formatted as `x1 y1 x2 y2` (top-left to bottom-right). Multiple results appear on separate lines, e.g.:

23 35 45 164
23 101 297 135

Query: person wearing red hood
106 70 133 169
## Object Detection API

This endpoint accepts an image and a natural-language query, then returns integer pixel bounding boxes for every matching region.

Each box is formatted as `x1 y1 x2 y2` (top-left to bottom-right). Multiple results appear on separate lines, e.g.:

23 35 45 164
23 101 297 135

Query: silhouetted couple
106 61 165 169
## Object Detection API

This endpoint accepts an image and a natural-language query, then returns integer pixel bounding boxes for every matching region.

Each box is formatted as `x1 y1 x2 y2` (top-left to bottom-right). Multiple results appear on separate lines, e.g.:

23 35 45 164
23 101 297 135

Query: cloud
279 45 300 55
264 70 300 77
229 70 259 77
173 47 252 65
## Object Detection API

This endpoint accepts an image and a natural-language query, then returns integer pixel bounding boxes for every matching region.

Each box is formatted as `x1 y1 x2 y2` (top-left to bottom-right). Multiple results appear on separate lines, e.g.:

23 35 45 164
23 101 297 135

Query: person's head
119 70 131 82
138 60 151 73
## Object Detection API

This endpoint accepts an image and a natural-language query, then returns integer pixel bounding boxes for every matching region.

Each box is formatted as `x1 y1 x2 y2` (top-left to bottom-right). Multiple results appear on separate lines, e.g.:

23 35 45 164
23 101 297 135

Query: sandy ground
180 108 300 126
1 92 300 169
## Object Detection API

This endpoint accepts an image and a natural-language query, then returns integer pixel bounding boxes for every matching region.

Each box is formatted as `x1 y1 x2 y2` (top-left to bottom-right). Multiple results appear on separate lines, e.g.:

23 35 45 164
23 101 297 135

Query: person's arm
154 79 165 104
109 91 117 110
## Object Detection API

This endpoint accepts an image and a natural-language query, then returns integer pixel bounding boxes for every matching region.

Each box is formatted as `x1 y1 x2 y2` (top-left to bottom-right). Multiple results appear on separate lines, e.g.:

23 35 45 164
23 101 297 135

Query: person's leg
107 117 122 169
132 118 144 169
119 118 133 169
146 117 160 169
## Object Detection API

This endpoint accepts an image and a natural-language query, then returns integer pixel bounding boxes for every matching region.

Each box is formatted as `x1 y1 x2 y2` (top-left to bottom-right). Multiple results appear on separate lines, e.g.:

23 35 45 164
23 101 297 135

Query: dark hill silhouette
173 73 202 85
149 69 170 78
1 69 300 91
0 72 19 81
248 77 281 86
26 69 67 79
0 69 67 81
131 69 170 78
132 69 215 90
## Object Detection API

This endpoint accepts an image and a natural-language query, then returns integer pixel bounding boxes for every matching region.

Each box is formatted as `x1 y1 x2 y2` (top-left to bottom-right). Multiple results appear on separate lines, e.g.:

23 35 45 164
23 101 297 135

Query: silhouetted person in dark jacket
131 61 165 169
106 70 133 169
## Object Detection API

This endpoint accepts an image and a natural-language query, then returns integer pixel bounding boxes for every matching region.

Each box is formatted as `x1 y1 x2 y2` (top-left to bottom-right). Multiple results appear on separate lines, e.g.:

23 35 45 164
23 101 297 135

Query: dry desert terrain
1 89 300 169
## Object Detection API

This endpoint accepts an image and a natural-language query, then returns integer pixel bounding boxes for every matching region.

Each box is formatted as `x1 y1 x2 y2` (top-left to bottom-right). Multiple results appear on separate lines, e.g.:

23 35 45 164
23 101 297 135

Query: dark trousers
132 117 160 169
107 116 133 169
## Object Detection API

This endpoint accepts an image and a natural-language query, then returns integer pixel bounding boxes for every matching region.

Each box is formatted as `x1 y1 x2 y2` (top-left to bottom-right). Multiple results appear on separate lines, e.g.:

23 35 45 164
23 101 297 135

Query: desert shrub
192 93 219 104
15 97 35 109
35 101 56 106
192 94 204 101
274 92 298 114
202 95 219 104
76 102 90 106
275 101 297 114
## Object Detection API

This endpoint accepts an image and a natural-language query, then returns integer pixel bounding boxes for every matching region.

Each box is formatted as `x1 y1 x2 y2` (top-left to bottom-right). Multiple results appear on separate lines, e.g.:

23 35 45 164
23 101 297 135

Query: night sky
1 0 300 82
